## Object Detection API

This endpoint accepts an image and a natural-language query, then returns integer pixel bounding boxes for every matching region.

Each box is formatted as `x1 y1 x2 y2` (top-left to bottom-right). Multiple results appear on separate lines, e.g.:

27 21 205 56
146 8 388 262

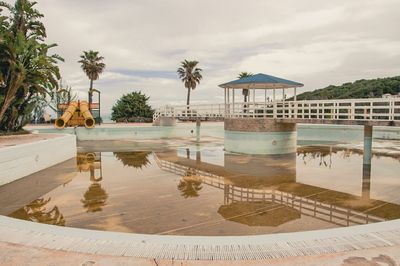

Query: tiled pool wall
225 130 297 154
32 123 400 142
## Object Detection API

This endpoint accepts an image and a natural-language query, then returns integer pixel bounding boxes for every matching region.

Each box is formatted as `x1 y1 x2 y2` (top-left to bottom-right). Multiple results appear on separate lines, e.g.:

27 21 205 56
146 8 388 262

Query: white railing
153 98 400 122
153 103 225 121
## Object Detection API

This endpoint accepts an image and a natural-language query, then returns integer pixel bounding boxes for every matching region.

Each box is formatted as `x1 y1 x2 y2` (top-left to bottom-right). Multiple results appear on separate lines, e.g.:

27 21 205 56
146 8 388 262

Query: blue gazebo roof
219 73 304 89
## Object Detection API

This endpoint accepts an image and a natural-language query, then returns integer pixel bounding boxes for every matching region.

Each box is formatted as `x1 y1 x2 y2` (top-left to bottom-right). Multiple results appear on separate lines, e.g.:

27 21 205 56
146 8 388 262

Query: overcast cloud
9 0 400 114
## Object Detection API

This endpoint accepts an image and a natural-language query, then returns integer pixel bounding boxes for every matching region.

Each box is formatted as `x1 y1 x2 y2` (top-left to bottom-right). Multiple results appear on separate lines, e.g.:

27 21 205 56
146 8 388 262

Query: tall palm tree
78 50 105 104
0 0 63 131
238 72 253 103
177 60 202 109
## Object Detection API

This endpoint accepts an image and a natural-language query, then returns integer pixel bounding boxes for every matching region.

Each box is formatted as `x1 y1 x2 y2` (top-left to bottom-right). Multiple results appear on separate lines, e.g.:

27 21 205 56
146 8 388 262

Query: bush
111 91 154 122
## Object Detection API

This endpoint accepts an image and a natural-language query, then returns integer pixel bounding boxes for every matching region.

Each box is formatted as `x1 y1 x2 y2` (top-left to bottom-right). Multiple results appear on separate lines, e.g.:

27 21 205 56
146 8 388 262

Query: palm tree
177 60 202 109
78 50 105 104
0 0 63 131
238 72 253 103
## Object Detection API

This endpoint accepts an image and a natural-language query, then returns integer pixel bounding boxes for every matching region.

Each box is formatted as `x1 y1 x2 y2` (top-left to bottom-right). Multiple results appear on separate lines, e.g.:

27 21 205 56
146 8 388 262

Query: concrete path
1 241 399 266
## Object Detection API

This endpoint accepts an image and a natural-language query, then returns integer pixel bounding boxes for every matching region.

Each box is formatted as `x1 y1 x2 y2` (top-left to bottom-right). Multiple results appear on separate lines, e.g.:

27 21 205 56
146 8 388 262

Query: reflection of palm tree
9 198 65 226
81 183 108 212
178 179 203 198
177 168 203 198
114 151 151 169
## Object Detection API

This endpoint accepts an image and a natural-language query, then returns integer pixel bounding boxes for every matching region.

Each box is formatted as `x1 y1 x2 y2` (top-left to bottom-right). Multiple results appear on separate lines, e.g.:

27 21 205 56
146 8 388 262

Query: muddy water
1 138 400 236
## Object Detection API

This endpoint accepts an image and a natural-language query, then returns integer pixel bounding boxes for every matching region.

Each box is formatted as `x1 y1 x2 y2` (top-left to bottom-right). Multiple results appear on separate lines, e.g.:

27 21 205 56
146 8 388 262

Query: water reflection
81 183 108 212
362 164 371 200
9 198 65 226
224 153 296 188
155 144 400 228
298 146 333 168
217 201 300 226
77 152 103 181
77 152 108 212
4 141 399 236
114 151 151 169
177 169 203 198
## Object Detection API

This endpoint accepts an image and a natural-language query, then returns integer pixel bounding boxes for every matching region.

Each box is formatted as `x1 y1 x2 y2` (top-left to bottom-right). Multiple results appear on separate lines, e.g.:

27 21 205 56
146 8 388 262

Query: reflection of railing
154 156 385 227
223 186 384 227
153 98 400 122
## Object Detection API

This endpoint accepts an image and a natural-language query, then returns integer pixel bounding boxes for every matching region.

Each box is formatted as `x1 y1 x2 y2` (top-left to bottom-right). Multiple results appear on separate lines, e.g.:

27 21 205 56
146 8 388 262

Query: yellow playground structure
55 100 95 129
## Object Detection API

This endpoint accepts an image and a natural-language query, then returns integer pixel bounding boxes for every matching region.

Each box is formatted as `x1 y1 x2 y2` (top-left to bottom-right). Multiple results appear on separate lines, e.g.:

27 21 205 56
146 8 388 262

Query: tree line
294 76 400 100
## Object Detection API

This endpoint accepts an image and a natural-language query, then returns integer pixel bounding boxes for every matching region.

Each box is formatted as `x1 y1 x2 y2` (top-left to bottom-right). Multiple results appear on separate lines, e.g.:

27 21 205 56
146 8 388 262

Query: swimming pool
1 129 399 236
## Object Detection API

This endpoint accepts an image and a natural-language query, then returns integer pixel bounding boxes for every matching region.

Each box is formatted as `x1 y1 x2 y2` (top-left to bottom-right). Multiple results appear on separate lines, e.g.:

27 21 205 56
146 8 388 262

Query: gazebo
219 73 304 115
219 73 303 155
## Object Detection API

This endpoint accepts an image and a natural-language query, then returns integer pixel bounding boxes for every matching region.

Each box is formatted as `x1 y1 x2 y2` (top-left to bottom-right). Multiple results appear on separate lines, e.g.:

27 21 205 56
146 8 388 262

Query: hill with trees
295 76 400 100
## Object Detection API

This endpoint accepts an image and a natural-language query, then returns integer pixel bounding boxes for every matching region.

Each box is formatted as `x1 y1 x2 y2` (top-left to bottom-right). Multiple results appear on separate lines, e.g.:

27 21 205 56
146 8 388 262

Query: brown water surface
1 139 400 236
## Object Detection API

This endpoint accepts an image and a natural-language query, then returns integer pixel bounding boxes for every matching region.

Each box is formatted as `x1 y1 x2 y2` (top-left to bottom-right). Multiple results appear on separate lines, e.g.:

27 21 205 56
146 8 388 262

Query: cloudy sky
15 0 400 114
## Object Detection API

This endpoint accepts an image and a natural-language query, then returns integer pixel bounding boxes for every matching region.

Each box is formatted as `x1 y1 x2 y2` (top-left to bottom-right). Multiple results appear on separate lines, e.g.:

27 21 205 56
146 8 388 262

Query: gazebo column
273 88 276 101
224 88 227 112
362 125 373 200
227 88 230 116
252 88 256 118
232 89 235 116
264 89 267 118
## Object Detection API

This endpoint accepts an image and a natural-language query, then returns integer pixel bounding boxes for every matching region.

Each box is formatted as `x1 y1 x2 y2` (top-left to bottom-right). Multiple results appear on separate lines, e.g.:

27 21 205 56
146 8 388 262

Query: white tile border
0 215 399 260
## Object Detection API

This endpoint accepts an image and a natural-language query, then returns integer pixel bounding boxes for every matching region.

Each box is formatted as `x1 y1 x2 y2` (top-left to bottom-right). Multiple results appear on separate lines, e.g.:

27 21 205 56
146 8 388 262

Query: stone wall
225 118 296 132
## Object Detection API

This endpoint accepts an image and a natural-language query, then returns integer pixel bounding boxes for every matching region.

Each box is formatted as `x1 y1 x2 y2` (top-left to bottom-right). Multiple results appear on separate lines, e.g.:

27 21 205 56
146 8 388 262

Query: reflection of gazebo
219 73 304 116
218 201 300 227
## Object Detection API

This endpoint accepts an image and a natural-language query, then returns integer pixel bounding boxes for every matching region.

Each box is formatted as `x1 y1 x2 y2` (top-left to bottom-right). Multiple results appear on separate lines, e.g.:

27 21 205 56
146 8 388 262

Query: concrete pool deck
0 215 400 264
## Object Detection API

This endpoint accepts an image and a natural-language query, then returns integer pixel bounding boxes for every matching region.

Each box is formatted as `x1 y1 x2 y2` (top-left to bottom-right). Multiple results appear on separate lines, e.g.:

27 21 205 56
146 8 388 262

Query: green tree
0 0 62 132
78 50 105 104
238 72 253 103
111 91 154 122
177 60 203 108
31 95 47 123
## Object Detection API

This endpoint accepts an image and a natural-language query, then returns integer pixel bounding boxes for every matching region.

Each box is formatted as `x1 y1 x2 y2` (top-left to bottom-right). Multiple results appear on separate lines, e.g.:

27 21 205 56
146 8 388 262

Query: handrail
153 98 400 122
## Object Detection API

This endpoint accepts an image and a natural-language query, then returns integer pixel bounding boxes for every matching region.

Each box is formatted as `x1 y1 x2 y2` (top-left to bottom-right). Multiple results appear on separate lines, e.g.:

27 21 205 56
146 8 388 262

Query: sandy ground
0 241 399 266
0 133 64 148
